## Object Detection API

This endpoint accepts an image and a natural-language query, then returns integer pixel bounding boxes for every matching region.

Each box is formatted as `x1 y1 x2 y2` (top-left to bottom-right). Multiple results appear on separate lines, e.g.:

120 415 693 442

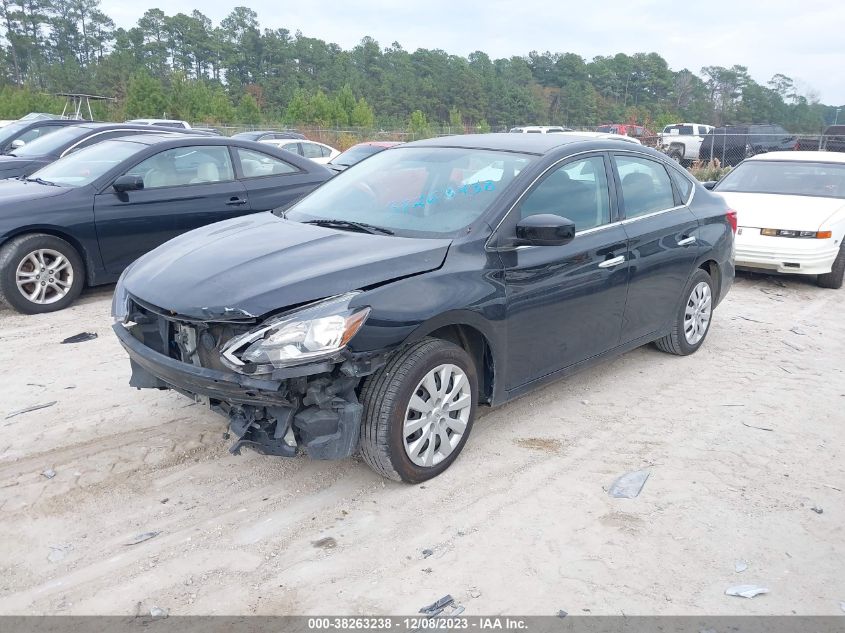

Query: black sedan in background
0 122 208 180
0 135 332 313
114 134 736 482
0 118 80 154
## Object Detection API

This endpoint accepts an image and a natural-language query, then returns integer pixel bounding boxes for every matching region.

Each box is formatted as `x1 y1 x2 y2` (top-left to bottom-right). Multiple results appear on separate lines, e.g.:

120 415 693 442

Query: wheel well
699 259 721 297
426 324 494 404
2 229 91 285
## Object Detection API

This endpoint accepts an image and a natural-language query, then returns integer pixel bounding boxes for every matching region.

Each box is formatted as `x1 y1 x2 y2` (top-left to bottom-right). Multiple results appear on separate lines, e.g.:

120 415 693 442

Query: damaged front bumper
113 319 384 461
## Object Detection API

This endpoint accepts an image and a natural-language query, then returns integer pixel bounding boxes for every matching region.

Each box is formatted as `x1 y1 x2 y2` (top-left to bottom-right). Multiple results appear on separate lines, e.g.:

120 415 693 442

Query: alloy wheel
15 248 74 305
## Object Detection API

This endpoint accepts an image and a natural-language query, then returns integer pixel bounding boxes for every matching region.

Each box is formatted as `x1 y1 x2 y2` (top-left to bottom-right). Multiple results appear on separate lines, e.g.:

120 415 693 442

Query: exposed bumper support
114 322 378 460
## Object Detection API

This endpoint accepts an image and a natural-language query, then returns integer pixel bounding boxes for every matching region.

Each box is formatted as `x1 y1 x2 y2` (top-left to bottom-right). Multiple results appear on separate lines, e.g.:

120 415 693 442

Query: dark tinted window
519 156 611 231
668 165 694 200
615 155 676 218
331 145 383 167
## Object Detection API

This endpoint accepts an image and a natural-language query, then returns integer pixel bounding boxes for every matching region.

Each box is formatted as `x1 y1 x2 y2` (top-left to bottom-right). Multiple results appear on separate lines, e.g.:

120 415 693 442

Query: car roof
352 141 402 148
404 132 640 155
747 151 845 164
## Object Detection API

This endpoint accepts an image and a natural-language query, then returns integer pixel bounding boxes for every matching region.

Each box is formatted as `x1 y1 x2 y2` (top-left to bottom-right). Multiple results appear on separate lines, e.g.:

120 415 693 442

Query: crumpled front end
113 295 386 460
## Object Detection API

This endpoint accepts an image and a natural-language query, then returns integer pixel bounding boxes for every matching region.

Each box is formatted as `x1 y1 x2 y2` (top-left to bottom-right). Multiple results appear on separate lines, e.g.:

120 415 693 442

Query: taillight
726 210 738 233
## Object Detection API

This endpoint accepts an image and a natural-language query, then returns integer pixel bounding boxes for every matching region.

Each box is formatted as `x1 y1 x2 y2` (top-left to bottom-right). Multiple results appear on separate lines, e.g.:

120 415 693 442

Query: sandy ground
0 272 843 617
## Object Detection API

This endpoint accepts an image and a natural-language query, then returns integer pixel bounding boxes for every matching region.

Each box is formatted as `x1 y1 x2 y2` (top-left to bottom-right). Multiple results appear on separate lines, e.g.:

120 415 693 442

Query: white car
126 118 192 129
711 151 845 288
509 126 573 133
260 139 340 164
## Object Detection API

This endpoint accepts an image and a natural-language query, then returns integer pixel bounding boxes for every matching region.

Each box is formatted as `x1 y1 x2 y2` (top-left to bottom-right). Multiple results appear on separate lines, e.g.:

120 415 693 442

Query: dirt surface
0 273 843 616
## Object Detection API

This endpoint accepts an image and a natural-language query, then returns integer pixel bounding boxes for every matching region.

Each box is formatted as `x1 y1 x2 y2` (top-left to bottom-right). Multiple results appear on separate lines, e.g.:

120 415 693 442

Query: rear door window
301 142 324 159
614 155 677 218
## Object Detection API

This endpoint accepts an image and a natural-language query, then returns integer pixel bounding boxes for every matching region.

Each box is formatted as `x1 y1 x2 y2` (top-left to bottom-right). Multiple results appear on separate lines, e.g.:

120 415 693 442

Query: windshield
233 131 262 141
330 145 385 167
29 140 141 187
9 125 88 157
287 147 533 237
715 161 845 198
0 121 29 145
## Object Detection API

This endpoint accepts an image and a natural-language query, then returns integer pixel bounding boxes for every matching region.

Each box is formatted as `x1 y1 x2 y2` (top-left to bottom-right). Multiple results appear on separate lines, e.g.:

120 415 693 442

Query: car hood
124 213 452 320
0 178 75 205
0 155 46 178
717 191 845 231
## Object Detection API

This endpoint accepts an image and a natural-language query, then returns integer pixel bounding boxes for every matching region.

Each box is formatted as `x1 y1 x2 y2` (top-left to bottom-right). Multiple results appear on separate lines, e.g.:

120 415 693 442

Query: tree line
0 2 840 132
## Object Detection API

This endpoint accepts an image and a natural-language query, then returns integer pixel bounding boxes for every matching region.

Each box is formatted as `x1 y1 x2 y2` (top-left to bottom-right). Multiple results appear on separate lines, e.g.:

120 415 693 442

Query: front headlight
111 266 132 322
220 292 370 374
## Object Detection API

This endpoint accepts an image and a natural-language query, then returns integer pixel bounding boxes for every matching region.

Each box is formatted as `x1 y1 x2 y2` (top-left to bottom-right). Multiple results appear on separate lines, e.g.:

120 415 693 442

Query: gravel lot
0 272 843 616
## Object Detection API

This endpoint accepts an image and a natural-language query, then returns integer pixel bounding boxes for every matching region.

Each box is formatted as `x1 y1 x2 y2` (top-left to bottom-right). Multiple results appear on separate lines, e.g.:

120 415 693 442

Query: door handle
226 197 247 206
598 255 626 269
677 236 697 246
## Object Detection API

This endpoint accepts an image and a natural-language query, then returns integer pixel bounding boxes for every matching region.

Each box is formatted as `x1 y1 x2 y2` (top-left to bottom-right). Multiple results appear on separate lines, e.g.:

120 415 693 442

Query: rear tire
668 148 684 164
654 268 714 356
359 337 477 483
0 233 85 314
817 244 845 289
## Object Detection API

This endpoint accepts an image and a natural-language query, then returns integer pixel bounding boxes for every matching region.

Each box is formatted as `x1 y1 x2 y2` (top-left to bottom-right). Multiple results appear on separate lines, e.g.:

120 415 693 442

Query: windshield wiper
25 176 59 187
303 219 394 236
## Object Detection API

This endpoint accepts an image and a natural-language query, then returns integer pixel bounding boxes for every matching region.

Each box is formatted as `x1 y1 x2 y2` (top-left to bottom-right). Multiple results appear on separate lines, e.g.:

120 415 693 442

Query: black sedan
0 122 209 180
0 118 80 154
114 134 735 482
0 135 332 313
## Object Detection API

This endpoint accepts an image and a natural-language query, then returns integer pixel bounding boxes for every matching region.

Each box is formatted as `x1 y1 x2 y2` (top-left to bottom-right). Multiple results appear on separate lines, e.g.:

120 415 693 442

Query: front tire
359 338 477 483
654 268 714 356
0 234 85 314
817 243 844 289
668 148 684 164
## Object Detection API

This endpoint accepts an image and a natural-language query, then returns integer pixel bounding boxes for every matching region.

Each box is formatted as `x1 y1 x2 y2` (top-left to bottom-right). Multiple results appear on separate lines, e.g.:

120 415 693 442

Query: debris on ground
789 327 807 336
422 548 434 558
782 339 803 352
312 537 337 549
419 594 454 616
737 316 766 323
5 401 57 420
468 587 481 599
822 484 841 492
124 531 161 546
811 506 823 514
149 606 169 619
734 560 748 573
421 567 432 574
608 469 650 498
61 332 98 344
725 585 769 598
41 468 56 479
557 610 568 618
47 544 72 563
742 421 774 432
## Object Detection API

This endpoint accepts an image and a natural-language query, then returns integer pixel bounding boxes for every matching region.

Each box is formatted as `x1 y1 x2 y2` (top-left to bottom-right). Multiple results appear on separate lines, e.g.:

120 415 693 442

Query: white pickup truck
657 123 714 164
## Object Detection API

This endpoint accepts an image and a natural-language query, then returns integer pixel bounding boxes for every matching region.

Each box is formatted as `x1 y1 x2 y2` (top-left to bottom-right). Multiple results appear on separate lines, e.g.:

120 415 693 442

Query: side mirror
10 139 25 149
113 174 144 193
702 181 717 190
515 214 576 246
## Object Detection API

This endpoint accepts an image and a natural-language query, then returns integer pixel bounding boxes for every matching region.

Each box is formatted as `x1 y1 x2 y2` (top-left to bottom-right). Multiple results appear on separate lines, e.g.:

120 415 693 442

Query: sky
100 0 845 105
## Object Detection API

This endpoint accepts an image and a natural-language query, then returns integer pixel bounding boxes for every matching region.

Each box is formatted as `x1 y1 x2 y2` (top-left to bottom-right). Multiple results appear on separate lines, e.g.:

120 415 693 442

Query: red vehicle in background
596 123 658 147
